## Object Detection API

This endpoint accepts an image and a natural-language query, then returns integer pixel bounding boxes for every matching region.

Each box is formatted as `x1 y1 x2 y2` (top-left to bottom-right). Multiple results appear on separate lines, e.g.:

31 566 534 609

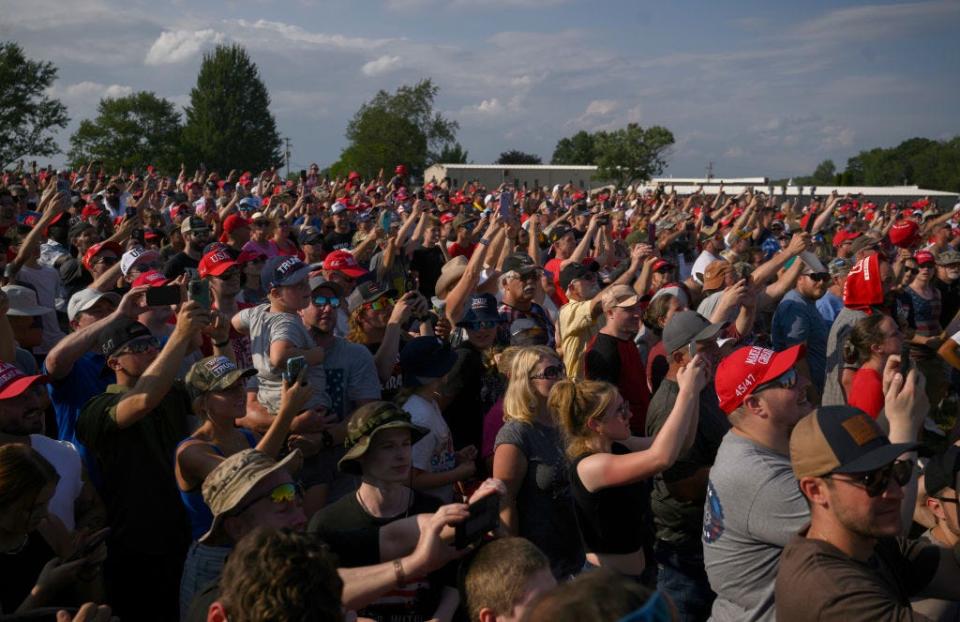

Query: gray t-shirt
321 337 381 421
703 432 809 622
822 306 867 406
697 291 725 322
494 420 585 578
235 303 329 413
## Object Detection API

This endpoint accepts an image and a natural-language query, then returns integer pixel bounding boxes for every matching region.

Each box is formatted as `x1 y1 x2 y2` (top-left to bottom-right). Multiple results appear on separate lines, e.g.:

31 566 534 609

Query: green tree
593 124 674 187
496 150 541 165
333 79 458 178
437 142 469 163
181 44 281 173
0 42 69 169
841 136 960 191
810 159 836 185
551 130 597 164
67 91 182 172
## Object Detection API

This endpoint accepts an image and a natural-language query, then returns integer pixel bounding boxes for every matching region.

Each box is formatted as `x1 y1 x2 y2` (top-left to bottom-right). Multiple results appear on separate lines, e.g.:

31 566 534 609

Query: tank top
177 429 257 541
569 443 650 555
0 531 57 614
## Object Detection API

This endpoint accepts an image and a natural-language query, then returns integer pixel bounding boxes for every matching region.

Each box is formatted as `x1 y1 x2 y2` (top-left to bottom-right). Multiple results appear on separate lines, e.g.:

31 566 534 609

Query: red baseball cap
914 250 936 265
81 203 102 219
82 241 123 271
236 249 267 265
199 248 239 278
322 250 368 278
218 214 250 243
0 362 48 400
131 270 169 288
715 344 805 414
440 213 455 225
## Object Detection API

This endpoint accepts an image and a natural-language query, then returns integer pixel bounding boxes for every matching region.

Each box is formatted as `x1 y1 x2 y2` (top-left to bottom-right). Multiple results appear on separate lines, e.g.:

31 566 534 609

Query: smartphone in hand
283 355 307 385
455 493 500 550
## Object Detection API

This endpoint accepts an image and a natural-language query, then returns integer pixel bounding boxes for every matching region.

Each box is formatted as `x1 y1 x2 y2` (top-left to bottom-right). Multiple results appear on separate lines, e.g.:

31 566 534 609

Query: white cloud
724 146 745 158
48 81 134 102
583 99 618 117
362 55 402 77
230 19 392 51
145 29 223 65
463 98 504 115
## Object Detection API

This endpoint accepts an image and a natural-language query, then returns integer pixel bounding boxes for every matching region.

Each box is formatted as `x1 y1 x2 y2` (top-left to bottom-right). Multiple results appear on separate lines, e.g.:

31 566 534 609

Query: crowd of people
2 160 960 621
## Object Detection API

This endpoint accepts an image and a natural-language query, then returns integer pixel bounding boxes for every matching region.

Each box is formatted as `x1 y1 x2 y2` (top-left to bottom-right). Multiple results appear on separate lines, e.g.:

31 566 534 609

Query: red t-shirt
448 242 476 259
544 257 567 307
848 367 884 419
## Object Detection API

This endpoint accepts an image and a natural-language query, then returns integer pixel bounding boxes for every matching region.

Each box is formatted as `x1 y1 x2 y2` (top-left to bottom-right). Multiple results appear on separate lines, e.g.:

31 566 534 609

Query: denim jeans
180 541 232 619
654 541 715 622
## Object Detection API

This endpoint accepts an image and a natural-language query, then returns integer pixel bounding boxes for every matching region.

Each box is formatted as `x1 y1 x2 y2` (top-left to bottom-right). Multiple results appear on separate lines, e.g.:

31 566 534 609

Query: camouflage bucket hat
338 401 429 475
199 448 303 544
185 355 257 401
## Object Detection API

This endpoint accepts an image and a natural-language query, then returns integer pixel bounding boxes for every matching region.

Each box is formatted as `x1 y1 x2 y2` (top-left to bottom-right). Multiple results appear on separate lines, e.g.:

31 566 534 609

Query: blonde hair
548 379 619 459
497 346 522 376
503 346 561 425
346 306 369 345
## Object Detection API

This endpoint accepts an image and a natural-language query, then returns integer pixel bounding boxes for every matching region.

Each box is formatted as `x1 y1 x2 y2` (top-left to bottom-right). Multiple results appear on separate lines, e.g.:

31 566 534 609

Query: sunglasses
116 337 160 356
364 297 396 311
529 364 566 380
803 272 830 282
312 295 341 308
232 482 302 516
753 368 799 394
827 459 914 498
129 262 161 274
465 320 499 330
93 255 119 266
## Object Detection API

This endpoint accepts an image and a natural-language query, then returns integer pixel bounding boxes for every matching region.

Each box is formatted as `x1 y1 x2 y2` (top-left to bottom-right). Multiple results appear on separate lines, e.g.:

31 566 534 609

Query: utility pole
706 161 714 181
284 137 291 178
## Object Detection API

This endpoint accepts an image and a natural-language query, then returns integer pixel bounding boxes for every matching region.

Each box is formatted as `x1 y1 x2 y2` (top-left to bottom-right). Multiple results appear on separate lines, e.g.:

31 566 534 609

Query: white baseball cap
67 288 121 321
120 247 160 276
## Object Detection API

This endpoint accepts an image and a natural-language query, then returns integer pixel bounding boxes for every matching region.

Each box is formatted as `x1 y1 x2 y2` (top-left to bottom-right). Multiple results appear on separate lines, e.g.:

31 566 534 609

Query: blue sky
5 0 959 178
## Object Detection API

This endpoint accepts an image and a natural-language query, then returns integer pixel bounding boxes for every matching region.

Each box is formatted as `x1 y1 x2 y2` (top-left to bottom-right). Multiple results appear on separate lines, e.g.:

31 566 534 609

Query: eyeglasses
937 496 960 505
753 368 799 394
231 482 302 516
802 272 831 282
465 320 499 330
116 337 160 356
190 229 210 238
129 262 161 274
93 255 118 266
364 297 396 311
827 459 914 498
312 295 341 308
529 364 565 380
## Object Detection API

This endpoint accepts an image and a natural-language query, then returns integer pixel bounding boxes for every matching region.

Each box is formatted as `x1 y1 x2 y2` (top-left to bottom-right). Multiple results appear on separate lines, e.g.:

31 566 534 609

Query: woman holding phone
550 356 707 579
175 356 310 616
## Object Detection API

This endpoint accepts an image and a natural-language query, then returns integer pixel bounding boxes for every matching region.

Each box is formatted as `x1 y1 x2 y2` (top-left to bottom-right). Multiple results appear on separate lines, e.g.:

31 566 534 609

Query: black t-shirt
163 251 200 279
935 277 960 327
443 342 503 459
76 384 191 554
364 336 410 402
410 246 446 298
645 379 730 548
324 229 355 252
568 443 650 555
309 489 451 622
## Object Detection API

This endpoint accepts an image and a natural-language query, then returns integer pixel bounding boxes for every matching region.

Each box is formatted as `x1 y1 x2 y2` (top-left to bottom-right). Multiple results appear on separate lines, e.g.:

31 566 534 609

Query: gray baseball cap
66 288 121 321
662 310 727 354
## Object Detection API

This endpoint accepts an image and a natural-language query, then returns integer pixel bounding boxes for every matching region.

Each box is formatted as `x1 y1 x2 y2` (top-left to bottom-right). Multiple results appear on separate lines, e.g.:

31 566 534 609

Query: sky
3 0 959 179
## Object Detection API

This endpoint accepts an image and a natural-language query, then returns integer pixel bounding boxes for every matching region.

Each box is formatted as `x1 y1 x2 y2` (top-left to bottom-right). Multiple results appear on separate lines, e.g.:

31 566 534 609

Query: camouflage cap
199 448 302 544
185 355 257 400
338 401 428 475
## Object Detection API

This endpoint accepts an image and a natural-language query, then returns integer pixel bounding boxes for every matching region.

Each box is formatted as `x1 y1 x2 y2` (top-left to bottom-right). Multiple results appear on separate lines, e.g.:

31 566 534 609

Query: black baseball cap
399 337 458 386
791 405 920 479
347 280 397 312
924 446 960 497
549 224 574 244
559 260 599 290
96 319 153 358
502 252 540 276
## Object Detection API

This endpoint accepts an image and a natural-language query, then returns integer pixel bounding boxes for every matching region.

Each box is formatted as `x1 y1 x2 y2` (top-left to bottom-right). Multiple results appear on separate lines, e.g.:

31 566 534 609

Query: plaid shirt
497 301 555 348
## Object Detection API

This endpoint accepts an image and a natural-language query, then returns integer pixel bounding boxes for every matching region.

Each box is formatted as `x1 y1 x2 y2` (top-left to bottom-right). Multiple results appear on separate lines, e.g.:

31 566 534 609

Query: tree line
3 39 954 191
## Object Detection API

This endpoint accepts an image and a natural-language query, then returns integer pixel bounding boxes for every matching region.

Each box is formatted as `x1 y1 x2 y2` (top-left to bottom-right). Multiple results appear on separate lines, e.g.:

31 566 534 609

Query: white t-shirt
30 435 84 531
235 303 330 413
404 393 456 503
16 264 66 354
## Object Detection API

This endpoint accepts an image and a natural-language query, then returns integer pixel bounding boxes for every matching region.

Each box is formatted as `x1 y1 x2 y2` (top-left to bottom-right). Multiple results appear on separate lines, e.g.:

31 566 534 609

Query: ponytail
548 379 618 459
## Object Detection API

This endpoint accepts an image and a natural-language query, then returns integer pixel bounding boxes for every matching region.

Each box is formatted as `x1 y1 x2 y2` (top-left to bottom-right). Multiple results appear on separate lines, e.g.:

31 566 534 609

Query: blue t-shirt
772 289 829 391
815 290 843 326
43 351 115 477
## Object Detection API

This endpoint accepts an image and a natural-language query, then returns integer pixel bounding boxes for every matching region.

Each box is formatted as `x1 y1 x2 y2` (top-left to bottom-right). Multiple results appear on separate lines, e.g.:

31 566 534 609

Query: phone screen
145 286 181 307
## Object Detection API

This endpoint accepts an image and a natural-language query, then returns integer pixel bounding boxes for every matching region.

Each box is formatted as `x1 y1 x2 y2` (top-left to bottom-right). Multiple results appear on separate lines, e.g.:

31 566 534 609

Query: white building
422 163 609 190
